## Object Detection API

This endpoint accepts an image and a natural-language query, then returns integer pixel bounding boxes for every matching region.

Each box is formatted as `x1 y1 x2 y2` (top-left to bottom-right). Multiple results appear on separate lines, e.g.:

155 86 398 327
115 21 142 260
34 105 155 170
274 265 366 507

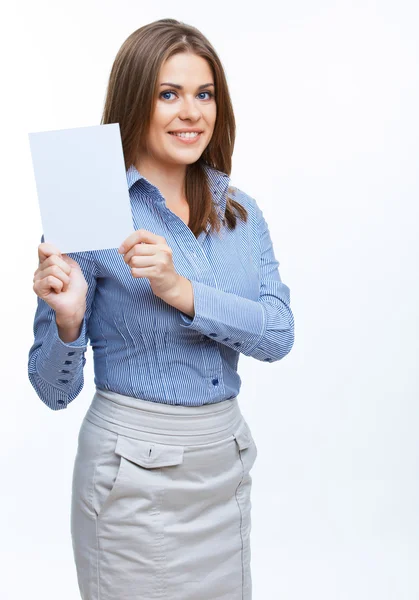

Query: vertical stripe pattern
28 163 294 410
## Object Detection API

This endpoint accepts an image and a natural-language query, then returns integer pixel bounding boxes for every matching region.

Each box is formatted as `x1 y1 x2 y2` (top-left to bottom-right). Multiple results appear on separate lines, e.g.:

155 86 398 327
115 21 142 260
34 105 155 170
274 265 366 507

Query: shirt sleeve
27 236 98 410
178 199 295 362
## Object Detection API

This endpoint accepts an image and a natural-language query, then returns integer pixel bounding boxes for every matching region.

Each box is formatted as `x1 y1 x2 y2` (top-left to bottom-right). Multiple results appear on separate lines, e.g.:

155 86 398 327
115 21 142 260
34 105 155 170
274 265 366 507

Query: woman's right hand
33 243 88 324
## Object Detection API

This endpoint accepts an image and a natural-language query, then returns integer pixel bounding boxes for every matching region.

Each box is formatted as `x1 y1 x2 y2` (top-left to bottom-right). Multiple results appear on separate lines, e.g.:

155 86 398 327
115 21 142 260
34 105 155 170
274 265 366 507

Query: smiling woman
29 16 295 600
100 19 249 239
135 51 218 205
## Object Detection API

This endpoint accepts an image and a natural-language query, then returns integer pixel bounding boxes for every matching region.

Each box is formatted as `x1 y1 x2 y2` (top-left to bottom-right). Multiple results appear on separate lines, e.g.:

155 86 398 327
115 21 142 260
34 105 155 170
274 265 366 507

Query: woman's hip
70 387 257 599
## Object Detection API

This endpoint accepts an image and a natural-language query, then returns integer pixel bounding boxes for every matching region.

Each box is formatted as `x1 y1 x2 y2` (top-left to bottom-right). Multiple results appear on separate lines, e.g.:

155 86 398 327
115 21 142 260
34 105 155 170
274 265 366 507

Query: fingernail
118 245 125 253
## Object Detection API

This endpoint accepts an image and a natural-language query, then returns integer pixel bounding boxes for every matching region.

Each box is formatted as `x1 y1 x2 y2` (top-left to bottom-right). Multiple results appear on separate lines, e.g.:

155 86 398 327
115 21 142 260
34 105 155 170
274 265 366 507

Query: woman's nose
178 96 202 120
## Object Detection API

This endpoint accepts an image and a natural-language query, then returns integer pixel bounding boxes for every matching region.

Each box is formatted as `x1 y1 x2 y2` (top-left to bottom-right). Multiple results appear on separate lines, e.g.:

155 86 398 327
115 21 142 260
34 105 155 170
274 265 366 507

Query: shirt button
233 342 241 347
67 351 76 356
209 333 218 337
212 378 219 386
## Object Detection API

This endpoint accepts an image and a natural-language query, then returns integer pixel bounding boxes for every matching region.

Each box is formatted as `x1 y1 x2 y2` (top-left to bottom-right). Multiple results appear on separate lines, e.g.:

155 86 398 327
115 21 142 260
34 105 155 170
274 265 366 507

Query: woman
28 18 295 600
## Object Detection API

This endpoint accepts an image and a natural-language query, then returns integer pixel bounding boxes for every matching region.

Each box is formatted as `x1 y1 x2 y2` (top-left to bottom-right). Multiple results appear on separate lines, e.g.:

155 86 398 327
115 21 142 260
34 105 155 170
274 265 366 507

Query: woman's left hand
118 229 181 299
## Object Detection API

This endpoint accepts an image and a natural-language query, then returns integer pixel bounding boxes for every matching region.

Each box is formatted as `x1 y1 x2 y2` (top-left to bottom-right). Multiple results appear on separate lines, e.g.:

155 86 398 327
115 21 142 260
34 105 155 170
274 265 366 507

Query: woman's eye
161 91 176 100
197 91 214 100
159 91 214 101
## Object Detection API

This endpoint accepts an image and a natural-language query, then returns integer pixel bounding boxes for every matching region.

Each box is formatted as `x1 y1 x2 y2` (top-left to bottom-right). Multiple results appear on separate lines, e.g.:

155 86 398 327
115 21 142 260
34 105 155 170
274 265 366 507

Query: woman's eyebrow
159 82 215 89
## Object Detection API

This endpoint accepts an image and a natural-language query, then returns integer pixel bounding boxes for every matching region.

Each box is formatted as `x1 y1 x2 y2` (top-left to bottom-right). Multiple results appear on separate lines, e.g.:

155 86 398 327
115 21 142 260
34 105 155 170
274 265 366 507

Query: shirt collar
126 163 231 224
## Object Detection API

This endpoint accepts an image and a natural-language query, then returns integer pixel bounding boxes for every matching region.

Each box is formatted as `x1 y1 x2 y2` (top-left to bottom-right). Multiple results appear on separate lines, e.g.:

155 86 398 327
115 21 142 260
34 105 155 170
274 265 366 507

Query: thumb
61 254 80 268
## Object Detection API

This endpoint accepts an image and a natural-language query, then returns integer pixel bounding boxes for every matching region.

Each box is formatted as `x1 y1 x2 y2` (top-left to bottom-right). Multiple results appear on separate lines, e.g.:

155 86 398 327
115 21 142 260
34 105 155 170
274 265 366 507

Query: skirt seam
235 449 245 600
95 515 100 600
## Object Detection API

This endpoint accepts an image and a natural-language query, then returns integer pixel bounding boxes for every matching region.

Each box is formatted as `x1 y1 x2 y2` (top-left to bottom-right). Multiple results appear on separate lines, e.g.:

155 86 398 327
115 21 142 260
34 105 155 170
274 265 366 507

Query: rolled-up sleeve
179 200 294 362
27 238 98 410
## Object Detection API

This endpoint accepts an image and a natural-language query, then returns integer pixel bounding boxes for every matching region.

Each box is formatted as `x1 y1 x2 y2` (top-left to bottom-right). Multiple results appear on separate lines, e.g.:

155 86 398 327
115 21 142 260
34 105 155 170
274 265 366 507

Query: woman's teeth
170 132 200 138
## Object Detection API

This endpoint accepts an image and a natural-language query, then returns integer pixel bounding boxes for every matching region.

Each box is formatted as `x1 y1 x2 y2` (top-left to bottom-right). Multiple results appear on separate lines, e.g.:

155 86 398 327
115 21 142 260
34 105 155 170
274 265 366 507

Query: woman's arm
27 240 98 410
176 198 295 363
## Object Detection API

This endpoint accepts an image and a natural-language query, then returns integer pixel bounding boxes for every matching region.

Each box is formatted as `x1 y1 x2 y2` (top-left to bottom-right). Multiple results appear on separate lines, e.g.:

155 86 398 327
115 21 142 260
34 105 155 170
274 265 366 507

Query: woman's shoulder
229 184 256 205
203 164 262 219
227 183 262 224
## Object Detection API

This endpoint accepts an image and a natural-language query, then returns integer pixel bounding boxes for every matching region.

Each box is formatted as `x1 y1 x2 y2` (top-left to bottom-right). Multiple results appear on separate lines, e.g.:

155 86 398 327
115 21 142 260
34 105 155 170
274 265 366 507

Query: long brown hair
100 18 248 239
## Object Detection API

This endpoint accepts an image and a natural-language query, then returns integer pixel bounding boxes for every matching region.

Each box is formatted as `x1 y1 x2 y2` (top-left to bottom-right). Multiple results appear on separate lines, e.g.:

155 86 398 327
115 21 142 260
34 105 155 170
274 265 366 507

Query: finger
118 230 143 254
130 266 155 278
129 255 153 269
118 229 165 254
39 254 72 276
38 242 62 264
34 274 64 295
35 264 71 286
123 243 156 264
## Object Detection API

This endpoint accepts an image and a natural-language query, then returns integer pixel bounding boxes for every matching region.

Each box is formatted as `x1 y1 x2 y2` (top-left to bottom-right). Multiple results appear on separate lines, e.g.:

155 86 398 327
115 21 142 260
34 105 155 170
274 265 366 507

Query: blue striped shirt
28 163 294 410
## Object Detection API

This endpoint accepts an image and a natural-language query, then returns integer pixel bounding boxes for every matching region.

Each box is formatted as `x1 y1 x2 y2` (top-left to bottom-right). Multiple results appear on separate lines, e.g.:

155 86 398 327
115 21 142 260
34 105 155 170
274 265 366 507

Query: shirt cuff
36 314 87 388
179 279 266 354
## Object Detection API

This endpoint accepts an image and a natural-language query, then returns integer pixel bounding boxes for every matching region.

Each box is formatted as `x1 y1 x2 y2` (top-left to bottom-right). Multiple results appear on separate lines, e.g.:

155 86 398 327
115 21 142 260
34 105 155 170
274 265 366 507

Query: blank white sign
28 123 134 253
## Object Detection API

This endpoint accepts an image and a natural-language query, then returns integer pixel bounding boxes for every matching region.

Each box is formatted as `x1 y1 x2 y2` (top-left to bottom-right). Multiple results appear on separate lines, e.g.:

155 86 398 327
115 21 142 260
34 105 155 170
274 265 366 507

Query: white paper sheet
28 123 135 254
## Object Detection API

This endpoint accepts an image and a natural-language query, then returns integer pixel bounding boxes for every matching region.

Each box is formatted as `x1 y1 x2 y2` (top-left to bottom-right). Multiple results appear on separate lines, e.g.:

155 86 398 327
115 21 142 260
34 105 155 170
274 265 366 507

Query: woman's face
145 52 217 167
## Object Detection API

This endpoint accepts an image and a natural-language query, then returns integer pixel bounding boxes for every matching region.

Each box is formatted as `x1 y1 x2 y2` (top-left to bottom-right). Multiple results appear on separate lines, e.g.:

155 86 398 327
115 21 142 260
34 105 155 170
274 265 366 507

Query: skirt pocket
90 425 185 518
232 418 257 599
233 418 258 476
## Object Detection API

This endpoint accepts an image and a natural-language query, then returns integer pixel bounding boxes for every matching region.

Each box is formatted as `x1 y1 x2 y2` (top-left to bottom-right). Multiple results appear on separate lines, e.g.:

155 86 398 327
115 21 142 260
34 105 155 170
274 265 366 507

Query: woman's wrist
55 309 86 343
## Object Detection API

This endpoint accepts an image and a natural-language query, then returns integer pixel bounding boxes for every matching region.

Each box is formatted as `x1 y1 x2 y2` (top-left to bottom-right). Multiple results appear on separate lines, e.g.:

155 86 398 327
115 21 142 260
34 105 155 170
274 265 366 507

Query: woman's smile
168 131 203 144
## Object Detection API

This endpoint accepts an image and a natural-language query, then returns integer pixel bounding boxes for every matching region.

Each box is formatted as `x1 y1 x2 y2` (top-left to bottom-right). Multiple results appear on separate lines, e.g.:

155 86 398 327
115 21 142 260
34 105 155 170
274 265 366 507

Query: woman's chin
165 151 203 165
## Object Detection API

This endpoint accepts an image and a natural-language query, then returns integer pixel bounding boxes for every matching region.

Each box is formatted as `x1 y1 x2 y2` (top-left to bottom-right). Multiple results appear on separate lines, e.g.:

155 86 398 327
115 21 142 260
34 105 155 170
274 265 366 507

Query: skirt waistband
84 387 245 446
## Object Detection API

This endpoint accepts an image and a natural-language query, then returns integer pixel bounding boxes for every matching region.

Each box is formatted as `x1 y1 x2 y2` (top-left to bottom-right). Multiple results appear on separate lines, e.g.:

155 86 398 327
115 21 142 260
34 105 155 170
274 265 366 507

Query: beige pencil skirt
70 387 258 600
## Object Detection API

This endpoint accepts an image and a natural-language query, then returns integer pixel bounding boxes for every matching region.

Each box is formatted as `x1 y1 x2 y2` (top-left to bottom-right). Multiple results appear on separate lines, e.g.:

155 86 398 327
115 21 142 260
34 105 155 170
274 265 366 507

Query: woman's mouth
168 131 202 144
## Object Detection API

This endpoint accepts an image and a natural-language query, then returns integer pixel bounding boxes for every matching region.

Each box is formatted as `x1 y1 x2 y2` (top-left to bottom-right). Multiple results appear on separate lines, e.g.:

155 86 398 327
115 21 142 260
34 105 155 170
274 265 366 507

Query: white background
1 1 418 598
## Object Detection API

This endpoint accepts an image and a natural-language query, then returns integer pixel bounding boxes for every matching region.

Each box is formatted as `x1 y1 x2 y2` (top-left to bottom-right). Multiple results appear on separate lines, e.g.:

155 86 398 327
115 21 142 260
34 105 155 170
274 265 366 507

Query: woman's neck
135 158 187 205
